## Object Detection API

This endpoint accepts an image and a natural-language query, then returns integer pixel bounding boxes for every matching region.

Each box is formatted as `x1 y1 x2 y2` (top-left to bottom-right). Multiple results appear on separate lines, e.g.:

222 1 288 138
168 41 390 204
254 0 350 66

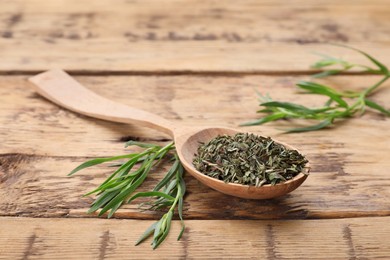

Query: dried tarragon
193 133 308 186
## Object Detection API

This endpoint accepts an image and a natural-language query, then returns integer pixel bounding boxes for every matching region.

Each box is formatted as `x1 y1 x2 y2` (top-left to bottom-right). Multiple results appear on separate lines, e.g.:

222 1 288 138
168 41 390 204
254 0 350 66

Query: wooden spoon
28 69 309 199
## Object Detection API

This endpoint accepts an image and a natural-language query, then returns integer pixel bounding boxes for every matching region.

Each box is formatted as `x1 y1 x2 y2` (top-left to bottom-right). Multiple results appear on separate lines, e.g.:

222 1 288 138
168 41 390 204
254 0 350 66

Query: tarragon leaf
297 81 348 108
128 191 175 203
260 101 317 114
125 141 159 149
68 154 139 176
333 44 389 74
152 211 173 249
135 222 158 246
240 112 286 126
285 119 333 133
365 99 390 116
312 69 343 78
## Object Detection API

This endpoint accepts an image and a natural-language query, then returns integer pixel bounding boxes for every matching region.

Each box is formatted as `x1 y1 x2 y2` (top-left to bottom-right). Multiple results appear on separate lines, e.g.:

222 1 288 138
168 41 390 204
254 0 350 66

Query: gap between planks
0 70 382 77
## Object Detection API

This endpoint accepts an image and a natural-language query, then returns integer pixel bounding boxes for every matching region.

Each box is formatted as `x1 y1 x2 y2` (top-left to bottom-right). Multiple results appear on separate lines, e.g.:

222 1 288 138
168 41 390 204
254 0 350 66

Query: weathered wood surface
1 75 389 220
1 0 390 258
1 0 390 72
1 216 390 259
1 75 389 156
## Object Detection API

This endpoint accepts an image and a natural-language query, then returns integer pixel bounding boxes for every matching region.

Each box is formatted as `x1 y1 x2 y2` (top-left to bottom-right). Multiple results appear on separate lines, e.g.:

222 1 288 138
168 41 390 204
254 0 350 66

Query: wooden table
1 1 390 259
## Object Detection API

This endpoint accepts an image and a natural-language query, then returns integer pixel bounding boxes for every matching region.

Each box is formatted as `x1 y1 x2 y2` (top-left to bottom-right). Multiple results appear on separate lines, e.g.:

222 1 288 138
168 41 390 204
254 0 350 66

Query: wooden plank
1 75 390 219
1 153 390 220
1 75 390 156
1 216 390 259
1 0 390 72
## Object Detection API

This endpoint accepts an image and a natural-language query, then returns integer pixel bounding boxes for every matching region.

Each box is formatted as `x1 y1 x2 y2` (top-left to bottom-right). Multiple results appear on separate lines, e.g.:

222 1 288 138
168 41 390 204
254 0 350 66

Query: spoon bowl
29 69 309 199
175 127 309 199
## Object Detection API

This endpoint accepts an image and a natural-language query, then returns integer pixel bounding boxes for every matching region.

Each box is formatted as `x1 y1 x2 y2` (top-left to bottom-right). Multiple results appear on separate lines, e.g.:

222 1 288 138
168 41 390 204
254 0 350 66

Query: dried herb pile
193 133 308 186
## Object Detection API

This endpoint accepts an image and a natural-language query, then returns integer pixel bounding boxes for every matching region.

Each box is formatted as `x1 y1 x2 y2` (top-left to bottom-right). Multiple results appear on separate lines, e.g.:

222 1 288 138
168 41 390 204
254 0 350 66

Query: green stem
168 171 182 213
341 91 360 98
363 75 390 97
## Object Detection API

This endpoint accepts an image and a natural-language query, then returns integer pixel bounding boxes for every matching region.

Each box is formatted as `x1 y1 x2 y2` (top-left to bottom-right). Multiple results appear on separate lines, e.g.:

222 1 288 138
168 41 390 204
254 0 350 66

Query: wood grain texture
2 0 390 258
1 216 390 259
1 75 389 219
1 0 390 72
1 75 389 156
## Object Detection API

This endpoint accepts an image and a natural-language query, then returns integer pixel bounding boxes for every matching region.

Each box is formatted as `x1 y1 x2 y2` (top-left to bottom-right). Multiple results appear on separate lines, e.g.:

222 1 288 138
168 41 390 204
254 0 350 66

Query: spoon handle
28 69 175 136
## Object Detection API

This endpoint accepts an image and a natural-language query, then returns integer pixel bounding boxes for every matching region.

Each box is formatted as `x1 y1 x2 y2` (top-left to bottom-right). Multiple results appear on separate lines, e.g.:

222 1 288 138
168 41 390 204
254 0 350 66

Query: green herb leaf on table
68 141 186 249
134 155 186 249
242 45 390 132
364 99 390 116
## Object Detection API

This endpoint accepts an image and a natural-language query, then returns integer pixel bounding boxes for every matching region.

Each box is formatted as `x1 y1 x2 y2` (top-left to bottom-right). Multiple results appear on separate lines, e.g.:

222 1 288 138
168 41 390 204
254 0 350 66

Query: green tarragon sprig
68 141 185 249
242 45 390 133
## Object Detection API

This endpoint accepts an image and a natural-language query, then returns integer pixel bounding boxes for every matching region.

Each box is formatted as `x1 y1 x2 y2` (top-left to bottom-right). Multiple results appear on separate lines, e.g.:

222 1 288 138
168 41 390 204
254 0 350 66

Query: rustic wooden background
1 0 390 259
